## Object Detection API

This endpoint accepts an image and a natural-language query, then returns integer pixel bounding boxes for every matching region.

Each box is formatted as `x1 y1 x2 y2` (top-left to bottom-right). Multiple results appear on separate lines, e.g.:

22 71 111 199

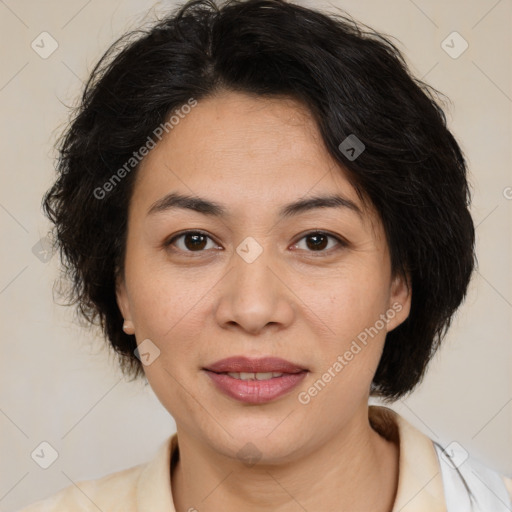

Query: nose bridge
214 236 294 333
232 235 276 304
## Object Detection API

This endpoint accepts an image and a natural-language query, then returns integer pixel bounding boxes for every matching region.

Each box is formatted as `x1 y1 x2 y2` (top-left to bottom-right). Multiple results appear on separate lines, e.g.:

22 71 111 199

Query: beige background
0 0 510 510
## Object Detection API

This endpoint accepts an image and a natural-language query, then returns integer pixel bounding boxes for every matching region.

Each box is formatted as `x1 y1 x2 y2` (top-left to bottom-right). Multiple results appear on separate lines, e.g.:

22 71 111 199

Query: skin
116 90 412 512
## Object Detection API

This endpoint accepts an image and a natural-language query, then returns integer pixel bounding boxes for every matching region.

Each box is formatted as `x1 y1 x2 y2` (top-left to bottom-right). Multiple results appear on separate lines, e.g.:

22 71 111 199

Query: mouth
203 356 309 404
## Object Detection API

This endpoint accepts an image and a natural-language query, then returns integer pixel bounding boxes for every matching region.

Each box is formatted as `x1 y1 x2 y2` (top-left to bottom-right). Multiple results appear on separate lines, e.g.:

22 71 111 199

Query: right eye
165 230 222 254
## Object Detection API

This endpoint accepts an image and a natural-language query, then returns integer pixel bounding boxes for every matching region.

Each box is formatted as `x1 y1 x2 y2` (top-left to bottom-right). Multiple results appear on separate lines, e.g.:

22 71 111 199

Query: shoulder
370 405 512 511
16 464 145 512
16 434 177 512
432 440 512 511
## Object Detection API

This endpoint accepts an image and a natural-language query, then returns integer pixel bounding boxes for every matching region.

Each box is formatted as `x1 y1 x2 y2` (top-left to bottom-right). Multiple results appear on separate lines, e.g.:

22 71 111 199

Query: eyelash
164 230 347 256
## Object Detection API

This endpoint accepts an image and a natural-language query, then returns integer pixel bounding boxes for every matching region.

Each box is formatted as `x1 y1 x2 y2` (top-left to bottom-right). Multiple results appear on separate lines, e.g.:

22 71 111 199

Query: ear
116 273 135 335
386 271 411 332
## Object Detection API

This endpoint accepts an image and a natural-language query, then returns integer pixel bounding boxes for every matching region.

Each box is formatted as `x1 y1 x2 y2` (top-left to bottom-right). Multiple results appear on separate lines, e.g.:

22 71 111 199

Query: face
116 90 411 464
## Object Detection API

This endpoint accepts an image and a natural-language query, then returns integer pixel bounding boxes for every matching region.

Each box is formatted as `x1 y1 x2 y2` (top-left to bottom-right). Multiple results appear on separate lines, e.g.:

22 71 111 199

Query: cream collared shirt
18 405 512 511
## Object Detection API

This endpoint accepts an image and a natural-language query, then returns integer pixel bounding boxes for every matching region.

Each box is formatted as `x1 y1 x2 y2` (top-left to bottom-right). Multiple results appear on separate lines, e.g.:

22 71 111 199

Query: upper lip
204 356 308 374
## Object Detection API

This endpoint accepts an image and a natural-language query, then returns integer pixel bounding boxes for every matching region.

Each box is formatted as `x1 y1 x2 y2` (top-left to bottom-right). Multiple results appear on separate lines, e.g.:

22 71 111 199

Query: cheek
306 266 391 343
299 284 387 418
297 266 390 397
126 260 213 339
127 268 211 417
123 269 212 400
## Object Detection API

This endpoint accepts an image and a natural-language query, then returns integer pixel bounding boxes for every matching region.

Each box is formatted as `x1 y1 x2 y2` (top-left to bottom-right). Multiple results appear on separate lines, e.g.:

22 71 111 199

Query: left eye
291 231 344 253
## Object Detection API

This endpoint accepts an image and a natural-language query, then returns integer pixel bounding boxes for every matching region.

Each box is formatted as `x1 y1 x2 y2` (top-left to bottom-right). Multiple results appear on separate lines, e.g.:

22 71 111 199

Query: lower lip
204 370 308 404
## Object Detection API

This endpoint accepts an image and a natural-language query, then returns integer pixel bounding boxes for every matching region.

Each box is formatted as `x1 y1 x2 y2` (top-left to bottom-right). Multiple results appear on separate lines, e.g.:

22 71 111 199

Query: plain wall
1 0 510 510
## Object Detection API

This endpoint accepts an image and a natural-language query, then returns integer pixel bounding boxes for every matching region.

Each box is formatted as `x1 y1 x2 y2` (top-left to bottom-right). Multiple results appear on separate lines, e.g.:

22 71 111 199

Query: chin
203 420 309 466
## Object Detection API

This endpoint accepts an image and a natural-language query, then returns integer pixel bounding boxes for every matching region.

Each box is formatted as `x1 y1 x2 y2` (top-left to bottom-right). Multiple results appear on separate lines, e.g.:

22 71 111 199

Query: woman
18 0 511 510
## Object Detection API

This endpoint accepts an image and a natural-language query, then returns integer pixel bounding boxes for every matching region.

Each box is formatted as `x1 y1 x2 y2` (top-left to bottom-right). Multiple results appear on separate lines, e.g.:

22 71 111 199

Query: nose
213 243 295 335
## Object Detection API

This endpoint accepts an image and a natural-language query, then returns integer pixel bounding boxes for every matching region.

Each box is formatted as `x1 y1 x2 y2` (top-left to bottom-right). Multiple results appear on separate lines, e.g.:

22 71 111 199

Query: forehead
131 90 375 226
140 92 339 175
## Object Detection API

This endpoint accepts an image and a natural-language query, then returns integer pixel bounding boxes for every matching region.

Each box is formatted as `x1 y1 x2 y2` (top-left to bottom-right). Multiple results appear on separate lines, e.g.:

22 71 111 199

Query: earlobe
387 272 412 332
122 320 135 335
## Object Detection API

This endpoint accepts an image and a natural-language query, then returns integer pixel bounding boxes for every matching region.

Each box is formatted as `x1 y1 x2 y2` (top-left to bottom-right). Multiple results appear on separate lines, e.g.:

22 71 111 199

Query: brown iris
183 232 208 251
305 233 329 251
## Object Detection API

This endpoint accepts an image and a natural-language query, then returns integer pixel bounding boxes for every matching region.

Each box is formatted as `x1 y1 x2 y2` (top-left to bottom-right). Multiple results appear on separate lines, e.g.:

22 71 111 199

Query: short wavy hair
43 0 475 400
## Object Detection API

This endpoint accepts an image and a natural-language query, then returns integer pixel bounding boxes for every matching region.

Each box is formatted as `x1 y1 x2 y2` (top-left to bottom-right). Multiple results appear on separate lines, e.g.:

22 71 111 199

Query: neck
171 405 399 512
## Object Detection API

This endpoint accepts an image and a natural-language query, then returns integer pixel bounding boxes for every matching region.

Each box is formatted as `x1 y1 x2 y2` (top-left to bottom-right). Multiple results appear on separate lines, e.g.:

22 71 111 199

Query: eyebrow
147 191 363 219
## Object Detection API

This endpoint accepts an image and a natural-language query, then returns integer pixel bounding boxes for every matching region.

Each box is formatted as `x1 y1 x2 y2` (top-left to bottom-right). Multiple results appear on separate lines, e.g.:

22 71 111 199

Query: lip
203 356 308 404
204 356 307 374
204 370 308 404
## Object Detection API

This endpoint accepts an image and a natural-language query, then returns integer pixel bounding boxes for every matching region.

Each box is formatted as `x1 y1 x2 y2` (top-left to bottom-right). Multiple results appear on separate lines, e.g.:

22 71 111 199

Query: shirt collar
368 406 446 512
135 431 177 511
